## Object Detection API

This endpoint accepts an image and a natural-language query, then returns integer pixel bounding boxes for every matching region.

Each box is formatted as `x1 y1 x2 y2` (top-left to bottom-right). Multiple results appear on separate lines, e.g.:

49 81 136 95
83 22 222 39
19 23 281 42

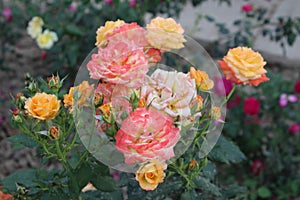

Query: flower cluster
79 17 217 191
27 16 58 49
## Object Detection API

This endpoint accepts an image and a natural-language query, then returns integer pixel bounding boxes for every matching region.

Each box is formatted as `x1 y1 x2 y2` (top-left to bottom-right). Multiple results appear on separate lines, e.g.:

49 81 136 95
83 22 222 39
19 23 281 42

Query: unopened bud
99 103 112 123
210 106 221 120
47 75 61 90
189 159 198 170
12 114 22 123
49 126 60 140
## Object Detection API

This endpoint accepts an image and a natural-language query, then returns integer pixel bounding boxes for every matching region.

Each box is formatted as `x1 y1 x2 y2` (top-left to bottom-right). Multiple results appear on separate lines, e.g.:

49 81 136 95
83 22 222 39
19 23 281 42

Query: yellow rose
190 67 214 91
135 160 165 191
27 16 44 39
95 19 125 47
36 29 58 49
63 81 94 108
210 106 221 120
25 92 60 120
218 47 269 86
146 17 186 50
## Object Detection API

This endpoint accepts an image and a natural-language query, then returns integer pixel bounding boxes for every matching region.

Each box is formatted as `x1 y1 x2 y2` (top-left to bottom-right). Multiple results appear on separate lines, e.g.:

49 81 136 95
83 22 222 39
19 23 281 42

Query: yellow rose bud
99 103 112 123
135 160 165 191
49 126 60 140
190 67 214 91
189 159 198 170
210 106 221 120
24 92 60 120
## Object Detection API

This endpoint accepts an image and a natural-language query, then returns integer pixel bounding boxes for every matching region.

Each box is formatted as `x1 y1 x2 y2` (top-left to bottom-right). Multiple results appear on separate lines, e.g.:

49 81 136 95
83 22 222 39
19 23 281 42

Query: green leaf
287 33 296 46
0 169 37 191
221 185 248 199
208 135 246 163
92 175 118 192
7 134 37 148
65 24 84 36
180 190 199 200
257 186 272 198
192 176 221 196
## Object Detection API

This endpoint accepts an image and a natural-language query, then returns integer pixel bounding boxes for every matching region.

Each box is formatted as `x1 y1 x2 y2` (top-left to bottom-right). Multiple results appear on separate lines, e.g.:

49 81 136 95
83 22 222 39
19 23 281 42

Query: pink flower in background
289 123 300 135
227 95 241 109
41 51 47 60
0 116 5 126
214 77 233 96
244 97 260 115
144 69 196 118
241 3 253 13
279 93 298 107
68 5 77 12
87 40 149 88
129 0 136 7
115 108 180 164
105 0 113 5
2 7 12 22
294 80 300 94
250 160 265 176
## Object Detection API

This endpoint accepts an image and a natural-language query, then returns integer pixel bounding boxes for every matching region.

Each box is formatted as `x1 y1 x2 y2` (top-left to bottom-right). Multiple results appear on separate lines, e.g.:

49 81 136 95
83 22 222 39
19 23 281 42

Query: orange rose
63 81 94 108
25 92 60 120
190 67 214 91
218 47 269 86
146 17 186 50
135 160 166 191
95 19 125 47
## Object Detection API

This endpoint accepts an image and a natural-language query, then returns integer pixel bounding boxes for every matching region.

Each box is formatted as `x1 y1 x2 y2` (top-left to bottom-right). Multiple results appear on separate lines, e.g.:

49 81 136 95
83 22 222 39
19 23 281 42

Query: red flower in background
241 3 253 13
244 97 260 115
227 95 241 109
289 123 300 135
250 160 265 176
294 80 300 94
2 7 12 22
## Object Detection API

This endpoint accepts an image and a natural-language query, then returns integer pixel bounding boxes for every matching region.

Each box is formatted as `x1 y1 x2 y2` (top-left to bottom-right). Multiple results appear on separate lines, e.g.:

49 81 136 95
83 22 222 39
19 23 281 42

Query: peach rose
218 47 269 86
146 17 186 50
135 160 166 191
115 108 180 164
189 67 214 91
63 81 94 108
25 92 60 120
95 19 125 47
87 40 149 88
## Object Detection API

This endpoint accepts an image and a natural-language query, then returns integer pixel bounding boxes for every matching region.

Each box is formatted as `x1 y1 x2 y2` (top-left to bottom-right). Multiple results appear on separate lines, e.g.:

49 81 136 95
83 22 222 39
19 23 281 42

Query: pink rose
2 7 12 22
115 108 180 164
87 40 149 88
289 123 300 135
244 97 260 115
241 3 253 13
214 77 233 96
279 93 298 107
250 159 265 176
129 0 136 7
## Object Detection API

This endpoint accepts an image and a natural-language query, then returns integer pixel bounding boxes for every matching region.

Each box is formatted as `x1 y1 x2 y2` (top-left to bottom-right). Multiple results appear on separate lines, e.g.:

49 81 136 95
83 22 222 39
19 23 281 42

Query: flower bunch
27 16 58 49
74 16 217 191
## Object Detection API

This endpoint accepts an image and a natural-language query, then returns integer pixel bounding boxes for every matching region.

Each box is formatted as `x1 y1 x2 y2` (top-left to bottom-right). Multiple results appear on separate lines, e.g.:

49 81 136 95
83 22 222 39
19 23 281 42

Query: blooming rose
87 40 149 88
95 19 125 47
135 160 166 191
27 16 44 39
2 7 12 22
241 3 253 13
107 22 148 48
189 67 214 91
115 108 180 164
243 97 260 115
218 47 269 86
294 80 300 94
144 69 196 118
250 160 265 176
36 29 58 49
25 92 60 120
146 17 186 50
288 123 300 135
63 81 94 108
0 186 13 200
